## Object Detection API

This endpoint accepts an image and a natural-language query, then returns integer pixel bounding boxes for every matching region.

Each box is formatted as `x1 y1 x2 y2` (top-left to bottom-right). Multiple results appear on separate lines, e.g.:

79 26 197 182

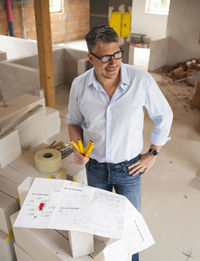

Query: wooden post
34 0 55 108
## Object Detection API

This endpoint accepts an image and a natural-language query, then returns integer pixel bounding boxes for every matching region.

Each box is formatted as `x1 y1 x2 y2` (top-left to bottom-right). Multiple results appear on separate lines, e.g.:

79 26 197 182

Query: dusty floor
54 71 200 261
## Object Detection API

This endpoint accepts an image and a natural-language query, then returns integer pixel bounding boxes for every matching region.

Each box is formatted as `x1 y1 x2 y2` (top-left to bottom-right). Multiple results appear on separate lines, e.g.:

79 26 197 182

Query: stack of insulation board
0 148 90 260
0 94 61 152
10 176 107 261
0 191 19 260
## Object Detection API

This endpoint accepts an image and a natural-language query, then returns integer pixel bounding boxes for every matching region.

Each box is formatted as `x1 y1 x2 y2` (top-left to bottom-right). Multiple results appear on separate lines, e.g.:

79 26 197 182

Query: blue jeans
86 154 141 261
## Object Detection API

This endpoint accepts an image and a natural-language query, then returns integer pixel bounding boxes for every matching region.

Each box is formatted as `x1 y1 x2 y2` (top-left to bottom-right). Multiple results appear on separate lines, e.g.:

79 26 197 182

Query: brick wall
0 0 89 43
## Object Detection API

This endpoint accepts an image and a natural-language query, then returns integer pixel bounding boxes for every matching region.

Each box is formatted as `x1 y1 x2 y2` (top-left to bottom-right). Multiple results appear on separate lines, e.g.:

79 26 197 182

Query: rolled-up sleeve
67 78 84 126
144 74 173 146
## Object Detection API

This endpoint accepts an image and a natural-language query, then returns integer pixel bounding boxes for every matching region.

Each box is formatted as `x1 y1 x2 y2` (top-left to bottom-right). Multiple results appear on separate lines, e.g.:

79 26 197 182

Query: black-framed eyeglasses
90 47 124 63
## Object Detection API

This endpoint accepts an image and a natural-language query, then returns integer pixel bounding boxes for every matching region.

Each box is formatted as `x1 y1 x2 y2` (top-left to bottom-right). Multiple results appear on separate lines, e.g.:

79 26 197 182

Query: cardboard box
0 191 18 234
0 129 21 168
11 212 93 261
0 229 16 261
14 242 34 261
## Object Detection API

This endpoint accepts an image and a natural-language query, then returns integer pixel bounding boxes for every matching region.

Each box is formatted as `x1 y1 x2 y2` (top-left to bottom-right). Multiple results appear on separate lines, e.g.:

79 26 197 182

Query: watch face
152 150 158 155
150 149 158 156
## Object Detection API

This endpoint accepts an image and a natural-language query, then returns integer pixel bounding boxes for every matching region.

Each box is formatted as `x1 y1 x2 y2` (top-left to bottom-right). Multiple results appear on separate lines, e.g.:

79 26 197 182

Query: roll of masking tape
34 149 62 173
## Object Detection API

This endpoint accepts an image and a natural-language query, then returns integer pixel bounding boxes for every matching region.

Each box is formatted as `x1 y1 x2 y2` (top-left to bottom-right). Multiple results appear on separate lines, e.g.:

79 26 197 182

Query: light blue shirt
67 63 173 163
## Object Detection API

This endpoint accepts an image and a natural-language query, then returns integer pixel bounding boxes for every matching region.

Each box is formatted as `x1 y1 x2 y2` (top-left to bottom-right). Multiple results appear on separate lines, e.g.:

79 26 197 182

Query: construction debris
156 58 200 85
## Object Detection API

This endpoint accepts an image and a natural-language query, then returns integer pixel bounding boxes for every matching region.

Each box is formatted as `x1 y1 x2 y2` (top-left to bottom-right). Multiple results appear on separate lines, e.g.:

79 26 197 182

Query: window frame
145 0 170 15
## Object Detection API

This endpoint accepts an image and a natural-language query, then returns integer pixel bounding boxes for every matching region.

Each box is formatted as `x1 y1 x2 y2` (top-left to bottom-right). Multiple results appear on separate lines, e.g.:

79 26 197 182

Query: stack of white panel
17 108 47 150
45 106 61 139
0 191 19 260
0 129 21 168
0 94 45 132
11 212 94 261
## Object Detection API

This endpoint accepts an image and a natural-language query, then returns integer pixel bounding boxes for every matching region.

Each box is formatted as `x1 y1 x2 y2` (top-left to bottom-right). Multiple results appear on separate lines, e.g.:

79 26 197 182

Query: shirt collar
87 63 130 91
119 63 130 89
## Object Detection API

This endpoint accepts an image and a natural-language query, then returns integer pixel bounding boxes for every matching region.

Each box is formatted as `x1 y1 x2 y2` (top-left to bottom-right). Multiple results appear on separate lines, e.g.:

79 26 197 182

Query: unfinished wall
0 35 38 59
0 0 89 44
166 0 200 65
148 38 168 71
131 0 168 41
0 47 88 102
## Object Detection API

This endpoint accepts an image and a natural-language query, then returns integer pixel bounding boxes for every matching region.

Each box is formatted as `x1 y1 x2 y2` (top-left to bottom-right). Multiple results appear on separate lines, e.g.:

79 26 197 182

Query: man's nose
108 56 115 64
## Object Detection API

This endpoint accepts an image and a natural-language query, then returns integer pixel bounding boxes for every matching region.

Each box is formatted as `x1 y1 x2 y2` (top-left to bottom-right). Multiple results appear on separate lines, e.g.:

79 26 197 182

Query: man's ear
88 53 94 65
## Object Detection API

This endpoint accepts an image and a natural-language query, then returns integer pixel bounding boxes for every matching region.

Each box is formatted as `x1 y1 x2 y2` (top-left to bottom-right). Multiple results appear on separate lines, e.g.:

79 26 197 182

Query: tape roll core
43 153 53 158
34 148 62 173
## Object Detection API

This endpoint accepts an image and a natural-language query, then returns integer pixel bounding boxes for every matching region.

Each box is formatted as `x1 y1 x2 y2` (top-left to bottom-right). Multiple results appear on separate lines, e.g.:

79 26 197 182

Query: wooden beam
34 0 55 108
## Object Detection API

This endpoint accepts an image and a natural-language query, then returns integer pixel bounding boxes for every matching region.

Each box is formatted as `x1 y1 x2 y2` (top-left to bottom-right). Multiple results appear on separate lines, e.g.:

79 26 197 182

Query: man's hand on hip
128 153 157 176
74 149 89 165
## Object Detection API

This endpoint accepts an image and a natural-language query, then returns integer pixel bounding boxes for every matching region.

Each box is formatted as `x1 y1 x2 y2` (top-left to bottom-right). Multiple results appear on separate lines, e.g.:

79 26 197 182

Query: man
67 25 173 261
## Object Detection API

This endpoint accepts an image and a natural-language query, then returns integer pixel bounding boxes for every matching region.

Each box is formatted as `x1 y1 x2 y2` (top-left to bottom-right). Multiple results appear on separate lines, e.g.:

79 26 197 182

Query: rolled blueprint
34 149 61 173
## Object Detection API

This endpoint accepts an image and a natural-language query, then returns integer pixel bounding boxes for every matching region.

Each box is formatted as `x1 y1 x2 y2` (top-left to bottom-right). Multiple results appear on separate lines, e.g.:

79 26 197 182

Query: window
49 0 62 13
145 0 170 15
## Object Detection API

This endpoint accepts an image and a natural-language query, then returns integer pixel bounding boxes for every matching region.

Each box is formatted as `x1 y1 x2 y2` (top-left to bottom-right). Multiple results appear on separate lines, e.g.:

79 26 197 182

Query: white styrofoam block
63 153 87 185
17 177 34 207
45 106 60 119
34 88 44 98
68 231 94 258
0 129 21 168
0 229 16 261
0 166 28 185
0 94 45 131
0 175 19 200
14 242 34 261
0 191 18 234
45 107 61 138
11 212 93 261
17 108 47 150
46 119 61 139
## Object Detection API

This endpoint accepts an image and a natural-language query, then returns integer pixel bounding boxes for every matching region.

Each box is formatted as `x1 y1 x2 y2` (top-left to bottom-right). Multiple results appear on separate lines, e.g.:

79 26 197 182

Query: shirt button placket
105 104 112 162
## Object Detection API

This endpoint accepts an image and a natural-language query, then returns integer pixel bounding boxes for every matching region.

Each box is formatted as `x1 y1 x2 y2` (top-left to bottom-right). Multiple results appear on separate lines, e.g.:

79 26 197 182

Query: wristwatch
149 149 159 156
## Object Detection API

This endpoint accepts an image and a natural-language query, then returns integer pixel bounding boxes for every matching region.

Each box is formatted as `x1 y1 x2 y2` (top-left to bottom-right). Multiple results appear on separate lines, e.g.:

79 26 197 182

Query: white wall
0 36 59 60
0 36 38 60
166 0 200 65
131 0 168 41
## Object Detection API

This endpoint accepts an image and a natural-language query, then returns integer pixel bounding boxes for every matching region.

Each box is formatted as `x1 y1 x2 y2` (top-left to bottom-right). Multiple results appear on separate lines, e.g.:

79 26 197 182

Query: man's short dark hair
85 25 119 52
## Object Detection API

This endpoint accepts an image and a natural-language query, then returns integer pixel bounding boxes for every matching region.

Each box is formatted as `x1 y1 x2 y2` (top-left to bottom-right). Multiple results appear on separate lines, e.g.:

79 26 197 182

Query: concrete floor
53 71 200 261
